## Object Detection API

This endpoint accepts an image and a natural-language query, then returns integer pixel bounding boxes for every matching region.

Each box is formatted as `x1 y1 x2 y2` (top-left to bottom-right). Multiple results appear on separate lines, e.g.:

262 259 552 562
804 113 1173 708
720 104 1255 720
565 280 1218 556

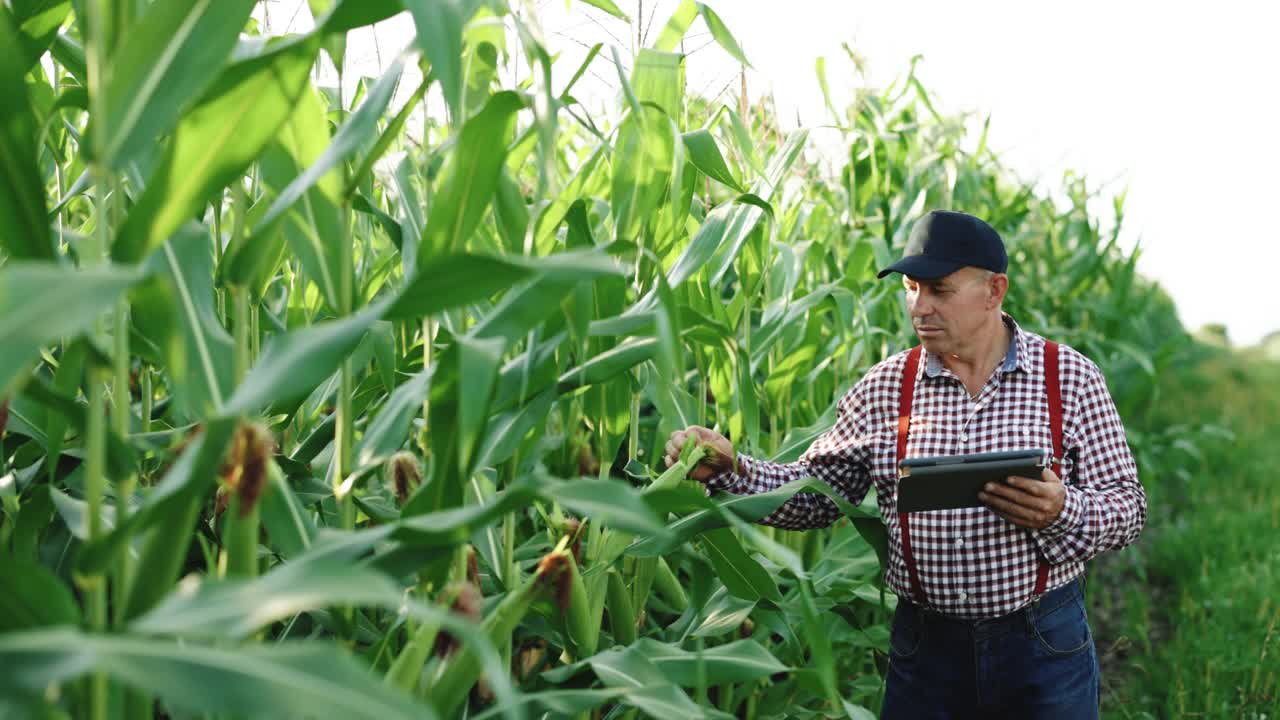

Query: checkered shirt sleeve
704 373 882 530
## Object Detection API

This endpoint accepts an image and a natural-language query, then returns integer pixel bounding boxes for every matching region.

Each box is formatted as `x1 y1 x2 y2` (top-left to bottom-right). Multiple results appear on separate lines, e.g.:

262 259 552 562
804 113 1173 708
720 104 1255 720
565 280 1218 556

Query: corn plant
0 1 1197 718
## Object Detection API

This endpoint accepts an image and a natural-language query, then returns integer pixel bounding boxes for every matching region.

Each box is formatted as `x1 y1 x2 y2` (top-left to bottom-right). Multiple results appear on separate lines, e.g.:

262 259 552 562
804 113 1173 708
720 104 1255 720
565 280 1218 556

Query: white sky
263 0 1280 346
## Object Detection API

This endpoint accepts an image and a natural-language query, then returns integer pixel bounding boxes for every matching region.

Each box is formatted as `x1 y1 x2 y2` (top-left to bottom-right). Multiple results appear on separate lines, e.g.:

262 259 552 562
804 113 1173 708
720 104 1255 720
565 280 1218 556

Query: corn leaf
695 3 749 67
682 129 743 192
96 0 258 169
0 8 53 260
0 628 431 720
0 262 147 391
113 35 319 264
699 527 782 603
223 296 391 418
401 0 466 121
418 90 525 261
8 0 72 71
0 554 81 631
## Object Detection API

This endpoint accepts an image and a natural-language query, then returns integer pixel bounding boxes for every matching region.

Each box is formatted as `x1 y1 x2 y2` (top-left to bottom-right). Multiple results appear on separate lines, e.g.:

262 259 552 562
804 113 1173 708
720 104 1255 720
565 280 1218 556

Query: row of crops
0 1 1200 718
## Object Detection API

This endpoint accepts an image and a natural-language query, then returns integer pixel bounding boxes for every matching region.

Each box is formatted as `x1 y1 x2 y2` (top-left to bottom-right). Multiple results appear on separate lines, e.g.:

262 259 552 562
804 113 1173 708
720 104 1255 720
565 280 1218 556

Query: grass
1098 347 1280 719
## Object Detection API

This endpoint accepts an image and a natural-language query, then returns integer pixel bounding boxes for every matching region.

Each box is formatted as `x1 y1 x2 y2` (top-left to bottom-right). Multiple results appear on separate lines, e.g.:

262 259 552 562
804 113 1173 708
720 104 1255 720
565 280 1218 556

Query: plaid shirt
707 314 1146 618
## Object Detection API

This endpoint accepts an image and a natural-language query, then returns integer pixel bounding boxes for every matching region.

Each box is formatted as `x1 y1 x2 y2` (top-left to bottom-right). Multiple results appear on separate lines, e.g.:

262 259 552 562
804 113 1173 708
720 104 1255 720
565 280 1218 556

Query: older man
664 209 1146 718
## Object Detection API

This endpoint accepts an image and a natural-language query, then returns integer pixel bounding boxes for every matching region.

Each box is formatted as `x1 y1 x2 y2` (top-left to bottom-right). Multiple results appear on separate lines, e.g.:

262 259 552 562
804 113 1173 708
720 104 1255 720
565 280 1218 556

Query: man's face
903 267 1000 354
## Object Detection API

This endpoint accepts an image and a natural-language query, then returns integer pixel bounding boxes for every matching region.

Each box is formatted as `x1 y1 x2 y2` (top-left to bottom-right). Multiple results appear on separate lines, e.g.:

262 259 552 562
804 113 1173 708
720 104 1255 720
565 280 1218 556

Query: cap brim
875 255 966 280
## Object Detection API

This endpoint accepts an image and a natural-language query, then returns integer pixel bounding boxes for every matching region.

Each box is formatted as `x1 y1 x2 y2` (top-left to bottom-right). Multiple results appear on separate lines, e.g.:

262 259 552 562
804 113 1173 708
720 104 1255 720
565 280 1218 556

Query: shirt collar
924 313 1028 378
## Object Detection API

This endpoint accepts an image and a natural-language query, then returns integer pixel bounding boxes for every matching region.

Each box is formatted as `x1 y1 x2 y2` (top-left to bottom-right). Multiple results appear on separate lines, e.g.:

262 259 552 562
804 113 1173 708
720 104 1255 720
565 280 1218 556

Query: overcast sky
264 0 1279 346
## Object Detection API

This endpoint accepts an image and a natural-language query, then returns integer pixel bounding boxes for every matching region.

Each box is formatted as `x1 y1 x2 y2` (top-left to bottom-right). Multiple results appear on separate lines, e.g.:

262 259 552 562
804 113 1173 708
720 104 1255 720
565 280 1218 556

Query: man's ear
988 273 1009 309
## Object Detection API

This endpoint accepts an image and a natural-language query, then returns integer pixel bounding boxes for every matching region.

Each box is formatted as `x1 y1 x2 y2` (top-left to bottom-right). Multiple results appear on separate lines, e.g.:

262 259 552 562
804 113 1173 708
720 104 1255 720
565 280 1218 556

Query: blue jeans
880 577 1100 719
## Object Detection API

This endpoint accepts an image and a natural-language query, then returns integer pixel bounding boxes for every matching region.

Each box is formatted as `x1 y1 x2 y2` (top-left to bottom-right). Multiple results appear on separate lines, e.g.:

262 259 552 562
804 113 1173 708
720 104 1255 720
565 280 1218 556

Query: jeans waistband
904 576 1084 638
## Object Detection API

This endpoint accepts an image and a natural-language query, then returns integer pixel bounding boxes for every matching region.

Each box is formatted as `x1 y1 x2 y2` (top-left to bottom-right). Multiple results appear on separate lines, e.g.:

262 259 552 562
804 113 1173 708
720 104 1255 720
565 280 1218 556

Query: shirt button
959 432 968 443
958 591 968 601
954 537 964 547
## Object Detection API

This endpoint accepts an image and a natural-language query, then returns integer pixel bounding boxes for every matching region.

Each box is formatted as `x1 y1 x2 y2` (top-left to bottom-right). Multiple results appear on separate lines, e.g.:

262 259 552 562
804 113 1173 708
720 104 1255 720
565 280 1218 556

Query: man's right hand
663 426 736 483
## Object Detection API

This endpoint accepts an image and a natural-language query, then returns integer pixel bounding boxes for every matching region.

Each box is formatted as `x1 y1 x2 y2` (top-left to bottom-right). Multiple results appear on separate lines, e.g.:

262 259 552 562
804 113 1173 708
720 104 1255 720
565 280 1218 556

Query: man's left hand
978 467 1066 530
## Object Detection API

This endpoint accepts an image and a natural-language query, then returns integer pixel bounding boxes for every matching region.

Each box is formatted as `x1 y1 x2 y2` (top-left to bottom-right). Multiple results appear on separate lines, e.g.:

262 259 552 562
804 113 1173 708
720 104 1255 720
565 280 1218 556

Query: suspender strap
1034 341 1064 599
897 346 927 605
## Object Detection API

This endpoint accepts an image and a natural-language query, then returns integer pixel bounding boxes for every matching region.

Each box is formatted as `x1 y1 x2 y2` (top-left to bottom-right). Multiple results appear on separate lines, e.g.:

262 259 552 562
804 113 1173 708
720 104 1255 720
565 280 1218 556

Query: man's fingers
1005 475 1052 496
982 482 1052 513
979 491 1040 524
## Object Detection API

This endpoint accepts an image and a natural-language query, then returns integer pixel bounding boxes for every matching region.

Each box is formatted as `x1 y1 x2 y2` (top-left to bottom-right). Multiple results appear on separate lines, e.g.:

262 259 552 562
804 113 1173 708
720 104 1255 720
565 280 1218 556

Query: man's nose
909 293 932 318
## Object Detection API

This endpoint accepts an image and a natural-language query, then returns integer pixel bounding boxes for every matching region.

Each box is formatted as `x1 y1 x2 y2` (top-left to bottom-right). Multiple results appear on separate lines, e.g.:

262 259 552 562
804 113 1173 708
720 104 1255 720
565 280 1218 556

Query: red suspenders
896 347 927 605
896 341 1062 607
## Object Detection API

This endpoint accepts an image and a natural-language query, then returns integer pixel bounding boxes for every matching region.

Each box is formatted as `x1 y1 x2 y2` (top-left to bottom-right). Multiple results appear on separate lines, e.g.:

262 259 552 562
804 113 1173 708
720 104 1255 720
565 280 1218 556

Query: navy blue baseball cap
876 210 1008 279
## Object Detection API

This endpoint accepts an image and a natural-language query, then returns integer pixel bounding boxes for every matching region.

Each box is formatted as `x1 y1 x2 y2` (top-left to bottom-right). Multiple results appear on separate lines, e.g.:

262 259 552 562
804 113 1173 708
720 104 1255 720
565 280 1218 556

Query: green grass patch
1100 349 1280 719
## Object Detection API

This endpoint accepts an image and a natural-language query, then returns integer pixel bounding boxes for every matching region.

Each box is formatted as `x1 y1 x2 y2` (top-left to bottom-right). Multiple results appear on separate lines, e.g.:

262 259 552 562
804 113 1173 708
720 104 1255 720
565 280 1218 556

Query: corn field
0 1 1197 718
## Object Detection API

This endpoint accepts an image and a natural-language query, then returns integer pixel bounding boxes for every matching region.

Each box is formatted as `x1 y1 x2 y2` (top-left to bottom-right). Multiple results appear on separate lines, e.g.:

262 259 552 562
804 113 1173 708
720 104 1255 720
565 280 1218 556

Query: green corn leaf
544 477 669 538
682 129 744 192
354 367 433 467
131 559 405 639
576 0 628 21
77 418 235 583
695 3 749 67
222 296 392 418
665 197 765 288
96 0 258 169
8 0 72 71
255 57 403 239
628 476 875 556
0 628 432 720
398 481 540 541
456 333 506 473
473 386 556 469
469 688 629 720
257 461 316 560
546 637 787 687
48 29 85 82
611 105 675 242
556 338 659 394
245 58 402 307
318 0 403 34
468 252 624 343
564 644 729 719
699 527 782 603
41 340 86 483
492 167 529 253
533 145 605 251
384 252 537 320
401 0 466 121
633 49 685 122
147 224 236 418
0 9 53 260
0 554 81 632
0 262 148 392
418 90 525 261
227 84 340 300
113 35 319 264
20 376 138 480
652 0 697 52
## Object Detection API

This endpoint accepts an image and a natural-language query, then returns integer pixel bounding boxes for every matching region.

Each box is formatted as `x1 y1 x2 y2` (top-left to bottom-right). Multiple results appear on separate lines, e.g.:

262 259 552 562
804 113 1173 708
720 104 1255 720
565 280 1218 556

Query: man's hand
663 426 735 483
978 467 1067 530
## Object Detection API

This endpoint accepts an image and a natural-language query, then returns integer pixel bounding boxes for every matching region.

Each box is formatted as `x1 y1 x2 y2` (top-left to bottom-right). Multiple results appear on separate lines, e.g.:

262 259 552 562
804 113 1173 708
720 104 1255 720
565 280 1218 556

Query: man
663 209 1146 718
